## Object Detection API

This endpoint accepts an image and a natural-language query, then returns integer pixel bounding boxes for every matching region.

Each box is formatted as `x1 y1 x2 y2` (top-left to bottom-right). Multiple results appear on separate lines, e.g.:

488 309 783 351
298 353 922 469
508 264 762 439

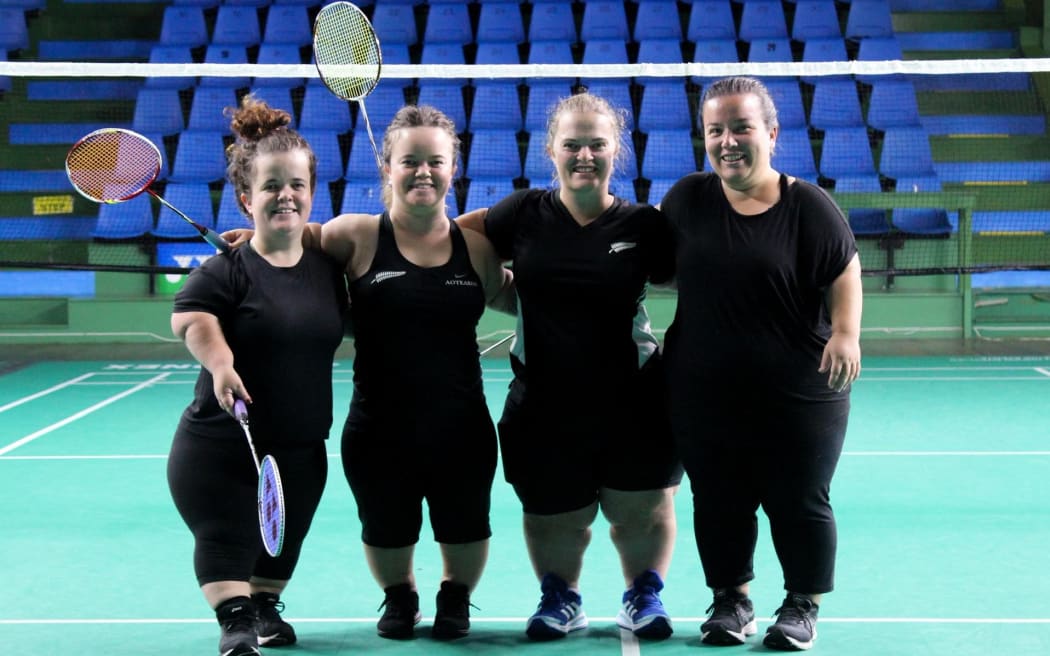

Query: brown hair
225 94 317 217
379 104 461 209
700 76 780 134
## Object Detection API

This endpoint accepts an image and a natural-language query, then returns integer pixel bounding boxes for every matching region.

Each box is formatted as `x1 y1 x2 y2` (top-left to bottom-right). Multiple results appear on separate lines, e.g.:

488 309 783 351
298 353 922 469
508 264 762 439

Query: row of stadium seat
157 1 895 49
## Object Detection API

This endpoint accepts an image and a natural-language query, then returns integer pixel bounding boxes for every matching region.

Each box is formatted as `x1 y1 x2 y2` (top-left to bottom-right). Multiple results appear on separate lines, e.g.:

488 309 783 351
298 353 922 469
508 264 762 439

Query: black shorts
341 397 498 548
498 359 683 515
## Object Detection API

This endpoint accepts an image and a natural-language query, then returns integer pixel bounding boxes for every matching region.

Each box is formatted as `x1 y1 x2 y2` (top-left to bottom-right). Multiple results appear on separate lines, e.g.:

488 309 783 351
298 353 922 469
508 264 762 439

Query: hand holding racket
234 399 286 558
313 2 384 174
66 128 230 253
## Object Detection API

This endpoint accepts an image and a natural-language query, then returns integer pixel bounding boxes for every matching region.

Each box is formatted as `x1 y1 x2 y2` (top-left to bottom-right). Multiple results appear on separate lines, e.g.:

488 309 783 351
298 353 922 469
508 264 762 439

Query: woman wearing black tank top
658 77 863 651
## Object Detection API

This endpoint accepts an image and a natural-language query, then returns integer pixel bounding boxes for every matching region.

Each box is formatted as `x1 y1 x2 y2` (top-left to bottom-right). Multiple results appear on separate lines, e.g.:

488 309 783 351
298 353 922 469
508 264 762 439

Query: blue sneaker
525 573 588 641
616 570 673 640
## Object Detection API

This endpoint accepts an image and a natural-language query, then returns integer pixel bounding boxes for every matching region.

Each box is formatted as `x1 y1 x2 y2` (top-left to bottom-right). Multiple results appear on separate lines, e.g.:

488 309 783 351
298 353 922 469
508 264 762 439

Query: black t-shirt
660 172 857 403
484 188 674 402
173 243 348 444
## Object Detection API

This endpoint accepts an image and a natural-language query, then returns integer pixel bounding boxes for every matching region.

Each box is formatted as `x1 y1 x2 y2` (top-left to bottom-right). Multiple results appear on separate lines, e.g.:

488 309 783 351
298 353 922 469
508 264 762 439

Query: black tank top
348 213 486 410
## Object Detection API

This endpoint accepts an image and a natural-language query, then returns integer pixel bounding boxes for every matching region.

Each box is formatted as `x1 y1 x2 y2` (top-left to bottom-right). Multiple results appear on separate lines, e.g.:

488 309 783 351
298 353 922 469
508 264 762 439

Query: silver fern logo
609 241 637 254
371 271 407 284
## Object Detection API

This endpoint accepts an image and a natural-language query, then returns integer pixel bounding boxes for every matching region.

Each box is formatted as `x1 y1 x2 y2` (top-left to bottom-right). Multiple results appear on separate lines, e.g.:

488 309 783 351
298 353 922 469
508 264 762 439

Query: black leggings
168 431 328 585
675 401 849 594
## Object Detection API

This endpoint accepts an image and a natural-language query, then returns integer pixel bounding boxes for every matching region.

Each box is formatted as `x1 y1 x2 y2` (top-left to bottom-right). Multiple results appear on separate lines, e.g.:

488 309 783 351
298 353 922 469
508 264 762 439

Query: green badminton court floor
1 353 1049 655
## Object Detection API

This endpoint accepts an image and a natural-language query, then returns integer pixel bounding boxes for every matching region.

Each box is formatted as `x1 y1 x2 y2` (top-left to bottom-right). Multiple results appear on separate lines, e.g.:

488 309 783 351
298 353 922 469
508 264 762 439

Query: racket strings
67 130 161 202
314 2 381 101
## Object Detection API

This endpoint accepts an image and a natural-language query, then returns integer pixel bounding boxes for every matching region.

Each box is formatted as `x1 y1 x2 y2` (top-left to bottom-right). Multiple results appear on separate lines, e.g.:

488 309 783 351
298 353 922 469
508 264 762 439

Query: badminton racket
313 1 384 174
234 399 286 558
480 332 514 356
66 128 230 253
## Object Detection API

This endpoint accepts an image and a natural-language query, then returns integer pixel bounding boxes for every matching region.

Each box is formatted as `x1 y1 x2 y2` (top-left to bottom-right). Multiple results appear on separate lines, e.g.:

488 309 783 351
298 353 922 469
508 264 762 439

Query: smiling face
240 148 313 237
386 126 456 214
548 110 619 194
702 92 778 191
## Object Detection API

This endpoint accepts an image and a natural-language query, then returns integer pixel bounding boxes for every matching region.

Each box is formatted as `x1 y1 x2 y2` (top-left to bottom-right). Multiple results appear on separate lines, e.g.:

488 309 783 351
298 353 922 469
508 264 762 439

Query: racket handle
201 227 232 254
233 398 248 422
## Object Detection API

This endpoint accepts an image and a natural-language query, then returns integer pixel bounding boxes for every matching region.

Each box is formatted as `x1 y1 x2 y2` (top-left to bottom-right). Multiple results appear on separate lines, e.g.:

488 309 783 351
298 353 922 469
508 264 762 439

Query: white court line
620 627 640 656
0 373 170 456
1036 367 1050 377
0 373 95 414
860 376 1050 381
2 616 1050 625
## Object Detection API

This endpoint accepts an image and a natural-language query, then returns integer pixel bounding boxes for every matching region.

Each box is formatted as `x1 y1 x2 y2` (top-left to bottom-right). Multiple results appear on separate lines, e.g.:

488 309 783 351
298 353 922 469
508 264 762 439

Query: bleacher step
931 136 1050 162
918 91 1042 115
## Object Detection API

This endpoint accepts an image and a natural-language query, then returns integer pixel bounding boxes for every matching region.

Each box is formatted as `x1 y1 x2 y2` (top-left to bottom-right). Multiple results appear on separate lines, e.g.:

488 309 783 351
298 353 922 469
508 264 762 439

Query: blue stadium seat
299 84 352 132
0 51 10 96
467 129 522 179
215 186 248 234
641 129 698 180
212 5 262 47
158 6 208 48
170 130 228 183
747 38 793 63
311 182 336 222
523 133 553 185
692 38 740 64
262 4 313 46
527 1 576 41
416 83 468 132
892 173 952 235
845 0 894 39
199 45 252 88
771 127 818 182
470 82 523 131
152 182 216 238
686 0 736 41
464 177 516 213
254 43 307 89
371 3 418 44
354 83 407 134
637 80 693 131
739 0 789 41
760 78 806 129
340 179 384 215
580 0 630 41
476 3 525 43
527 40 575 65
381 42 412 65
801 37 849 76
791 0 842 41
188 86 239 131
832 174 889 236
345 136 384 180
297 128 345 182
633 0 683 41
420 42 466 65
582 39 629 65
424 3 473 44
475 41 522 65
133 88 186 136
819 126 876 179
809 78 864 129
854 36 906 84
866 78 922 129
145 46 197 90
645 178 677 205
635 38 684 63
879 126 936 179
92 195 154 240
523 80 574 131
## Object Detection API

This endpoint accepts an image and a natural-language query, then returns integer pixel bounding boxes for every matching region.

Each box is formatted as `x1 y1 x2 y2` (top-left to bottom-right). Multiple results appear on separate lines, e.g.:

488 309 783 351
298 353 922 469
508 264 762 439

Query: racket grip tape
233 398 248 422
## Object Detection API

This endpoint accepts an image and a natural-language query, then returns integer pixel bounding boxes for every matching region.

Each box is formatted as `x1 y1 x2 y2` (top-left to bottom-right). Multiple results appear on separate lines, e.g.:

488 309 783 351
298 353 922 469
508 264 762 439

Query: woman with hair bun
168 95 348 656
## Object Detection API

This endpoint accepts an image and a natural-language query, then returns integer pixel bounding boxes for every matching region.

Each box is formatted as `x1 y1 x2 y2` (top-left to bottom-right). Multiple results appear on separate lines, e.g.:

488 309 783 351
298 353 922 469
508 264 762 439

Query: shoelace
630 587 660 613
706 593 745 617
538 588 573 616
772 599 814 628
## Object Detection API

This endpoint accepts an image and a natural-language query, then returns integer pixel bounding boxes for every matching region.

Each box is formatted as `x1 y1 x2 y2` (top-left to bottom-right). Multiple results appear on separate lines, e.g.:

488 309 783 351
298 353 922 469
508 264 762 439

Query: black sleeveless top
347 213 486 415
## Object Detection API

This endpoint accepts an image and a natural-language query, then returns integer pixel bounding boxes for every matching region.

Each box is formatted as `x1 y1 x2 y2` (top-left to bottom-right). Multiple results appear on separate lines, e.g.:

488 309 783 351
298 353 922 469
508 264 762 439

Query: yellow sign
32 195 75 215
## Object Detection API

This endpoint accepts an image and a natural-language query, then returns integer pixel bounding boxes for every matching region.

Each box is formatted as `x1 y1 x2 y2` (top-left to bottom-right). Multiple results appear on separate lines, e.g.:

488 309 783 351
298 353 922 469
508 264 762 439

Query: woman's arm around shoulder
461 227 516 315
320 212 380 272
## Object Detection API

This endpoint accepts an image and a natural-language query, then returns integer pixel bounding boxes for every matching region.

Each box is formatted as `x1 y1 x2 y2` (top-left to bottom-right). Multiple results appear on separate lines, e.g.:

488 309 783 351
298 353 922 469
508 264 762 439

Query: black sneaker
215 596 261 656
763 592 819 651
700 588 757 646
252 592 297 647
432 580 472 640
377 583 422 639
